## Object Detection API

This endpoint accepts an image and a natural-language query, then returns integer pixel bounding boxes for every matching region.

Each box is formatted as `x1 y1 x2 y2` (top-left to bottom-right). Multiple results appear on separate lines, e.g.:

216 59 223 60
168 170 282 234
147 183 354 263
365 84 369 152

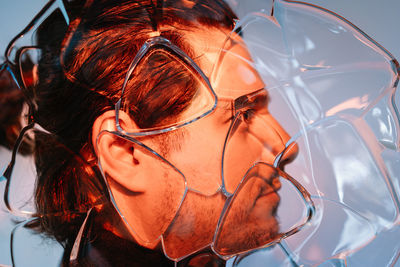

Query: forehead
184 27 265 99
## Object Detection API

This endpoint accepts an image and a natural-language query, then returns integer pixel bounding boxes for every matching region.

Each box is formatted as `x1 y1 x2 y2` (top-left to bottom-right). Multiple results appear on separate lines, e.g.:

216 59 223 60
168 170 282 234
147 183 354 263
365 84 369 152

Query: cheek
223 126 264 193
124 161 186 243
167 113 230 194
162 191 226 258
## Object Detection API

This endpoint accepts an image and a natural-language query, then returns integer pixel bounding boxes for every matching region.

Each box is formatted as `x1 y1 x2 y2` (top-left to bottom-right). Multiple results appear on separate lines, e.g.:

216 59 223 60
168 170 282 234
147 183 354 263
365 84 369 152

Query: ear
92 110 147 192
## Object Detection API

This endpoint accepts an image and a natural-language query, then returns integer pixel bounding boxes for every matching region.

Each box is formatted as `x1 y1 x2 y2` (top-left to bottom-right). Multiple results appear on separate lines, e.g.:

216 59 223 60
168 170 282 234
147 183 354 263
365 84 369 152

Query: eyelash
242 108 255 122
225 107 257 124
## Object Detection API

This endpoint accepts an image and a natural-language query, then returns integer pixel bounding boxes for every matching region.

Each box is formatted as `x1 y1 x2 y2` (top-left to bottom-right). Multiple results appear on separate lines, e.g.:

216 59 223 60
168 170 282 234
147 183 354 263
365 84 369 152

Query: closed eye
242 108 256 122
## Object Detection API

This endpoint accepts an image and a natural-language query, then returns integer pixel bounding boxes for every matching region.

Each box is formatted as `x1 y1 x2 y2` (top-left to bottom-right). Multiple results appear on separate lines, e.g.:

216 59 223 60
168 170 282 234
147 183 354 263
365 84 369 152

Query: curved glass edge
115 36 218 137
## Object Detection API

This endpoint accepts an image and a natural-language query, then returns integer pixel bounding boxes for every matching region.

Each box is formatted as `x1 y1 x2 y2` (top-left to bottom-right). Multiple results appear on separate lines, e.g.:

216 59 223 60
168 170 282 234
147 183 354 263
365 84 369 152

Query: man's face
99 27 297 258
146 28 297 257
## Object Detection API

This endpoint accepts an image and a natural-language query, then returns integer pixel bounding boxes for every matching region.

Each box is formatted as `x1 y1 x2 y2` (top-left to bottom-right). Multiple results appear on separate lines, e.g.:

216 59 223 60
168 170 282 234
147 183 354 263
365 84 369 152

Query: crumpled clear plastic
1 0 399 266
225 0 400 266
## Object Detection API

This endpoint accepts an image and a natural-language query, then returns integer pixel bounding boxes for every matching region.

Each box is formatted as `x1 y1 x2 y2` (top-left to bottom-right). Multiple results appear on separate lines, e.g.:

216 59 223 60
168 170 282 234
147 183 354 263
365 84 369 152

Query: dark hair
33 0 236 246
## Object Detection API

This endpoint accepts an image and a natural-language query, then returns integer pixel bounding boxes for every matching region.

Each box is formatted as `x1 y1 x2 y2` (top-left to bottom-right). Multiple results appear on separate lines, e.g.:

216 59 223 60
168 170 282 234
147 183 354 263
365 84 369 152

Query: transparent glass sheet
220 0 400 265
95 130 187 247
3 0 69 104
227 243 292 267
9 220 64 267
105 90 314 262
5 0 69 66
0 130 36 216
214 163 312 257
0 71 36 216
1 0 399 266
118 44 217 135
221 94 292 194
19 48 41 96
1 129 111 266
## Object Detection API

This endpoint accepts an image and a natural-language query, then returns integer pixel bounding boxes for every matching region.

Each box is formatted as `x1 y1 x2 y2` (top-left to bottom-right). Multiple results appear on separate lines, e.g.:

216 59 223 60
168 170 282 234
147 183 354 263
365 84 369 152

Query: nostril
276 142 299 170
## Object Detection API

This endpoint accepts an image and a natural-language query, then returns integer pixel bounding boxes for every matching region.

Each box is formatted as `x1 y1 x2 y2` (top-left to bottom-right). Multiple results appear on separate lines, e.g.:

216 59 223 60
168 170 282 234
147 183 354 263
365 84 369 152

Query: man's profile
2 0 400 266
2 0 315 266
27 0 300 264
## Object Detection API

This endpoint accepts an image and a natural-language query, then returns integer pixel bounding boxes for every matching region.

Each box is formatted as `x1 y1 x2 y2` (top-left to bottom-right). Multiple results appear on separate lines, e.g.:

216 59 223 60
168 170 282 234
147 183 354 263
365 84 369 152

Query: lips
256 186 280 204
257 174 281 195
256 189 280 209
254 176 281 212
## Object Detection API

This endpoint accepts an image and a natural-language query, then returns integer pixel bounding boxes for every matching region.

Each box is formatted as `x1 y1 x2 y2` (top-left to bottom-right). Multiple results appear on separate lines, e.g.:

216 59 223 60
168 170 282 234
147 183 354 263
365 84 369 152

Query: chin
215 215 280 255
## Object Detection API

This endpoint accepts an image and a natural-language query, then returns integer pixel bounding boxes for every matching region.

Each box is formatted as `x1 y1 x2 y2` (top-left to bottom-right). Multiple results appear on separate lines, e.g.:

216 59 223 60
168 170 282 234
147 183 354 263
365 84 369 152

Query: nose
255 113 299 169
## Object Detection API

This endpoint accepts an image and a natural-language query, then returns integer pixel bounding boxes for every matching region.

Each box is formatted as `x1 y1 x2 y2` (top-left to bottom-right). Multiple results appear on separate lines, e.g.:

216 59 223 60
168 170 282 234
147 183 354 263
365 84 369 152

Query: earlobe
93 111 147 192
